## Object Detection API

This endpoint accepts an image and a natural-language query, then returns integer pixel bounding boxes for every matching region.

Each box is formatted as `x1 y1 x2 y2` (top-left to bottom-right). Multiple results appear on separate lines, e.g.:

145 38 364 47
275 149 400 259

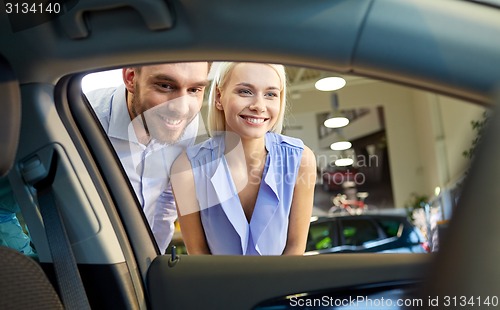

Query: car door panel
11 83 125 264
147 254 429 310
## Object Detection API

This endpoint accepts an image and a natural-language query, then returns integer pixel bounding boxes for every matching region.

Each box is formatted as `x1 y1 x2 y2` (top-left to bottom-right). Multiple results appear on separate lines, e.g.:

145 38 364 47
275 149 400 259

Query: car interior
1 0 500 309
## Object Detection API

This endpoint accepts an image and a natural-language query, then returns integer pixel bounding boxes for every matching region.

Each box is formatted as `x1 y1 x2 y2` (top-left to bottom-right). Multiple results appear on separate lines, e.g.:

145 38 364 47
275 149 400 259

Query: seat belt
24 150 91 310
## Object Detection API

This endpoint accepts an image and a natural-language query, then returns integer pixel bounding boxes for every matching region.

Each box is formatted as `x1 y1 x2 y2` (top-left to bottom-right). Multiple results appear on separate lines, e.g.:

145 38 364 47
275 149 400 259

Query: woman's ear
215 88 223 110
123 68 136 94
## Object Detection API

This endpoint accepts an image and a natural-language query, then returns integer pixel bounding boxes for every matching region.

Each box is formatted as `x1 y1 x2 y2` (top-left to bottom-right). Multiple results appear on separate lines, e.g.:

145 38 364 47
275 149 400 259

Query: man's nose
165 93 192 115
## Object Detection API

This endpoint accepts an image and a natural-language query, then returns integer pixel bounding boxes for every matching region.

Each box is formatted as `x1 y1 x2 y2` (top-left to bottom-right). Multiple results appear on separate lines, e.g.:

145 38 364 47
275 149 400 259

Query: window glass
82 62 487 255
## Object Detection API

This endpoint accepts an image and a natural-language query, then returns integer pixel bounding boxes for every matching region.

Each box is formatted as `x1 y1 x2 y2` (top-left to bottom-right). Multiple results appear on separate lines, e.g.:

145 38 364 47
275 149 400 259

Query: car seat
0 246 63 309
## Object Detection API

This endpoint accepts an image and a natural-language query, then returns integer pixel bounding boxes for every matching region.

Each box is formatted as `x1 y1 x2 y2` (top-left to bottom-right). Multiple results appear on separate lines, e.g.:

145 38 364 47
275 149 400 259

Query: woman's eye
266 92 279 98
238 89 252 95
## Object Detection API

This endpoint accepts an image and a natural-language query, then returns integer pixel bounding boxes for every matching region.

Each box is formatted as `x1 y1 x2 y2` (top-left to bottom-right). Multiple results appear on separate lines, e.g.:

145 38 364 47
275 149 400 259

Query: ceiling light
324 92 349 128
335 158 354 167
315 77 346 91
330 130 352 151
330 141 352 151
324 116 349 128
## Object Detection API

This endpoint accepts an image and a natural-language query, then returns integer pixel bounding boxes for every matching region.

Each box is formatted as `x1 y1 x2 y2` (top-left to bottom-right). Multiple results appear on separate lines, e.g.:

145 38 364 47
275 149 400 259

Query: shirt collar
108 84 136 143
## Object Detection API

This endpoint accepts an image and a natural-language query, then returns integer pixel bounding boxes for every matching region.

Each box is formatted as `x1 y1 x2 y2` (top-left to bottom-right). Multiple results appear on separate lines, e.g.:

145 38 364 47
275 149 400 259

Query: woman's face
216 63 282 140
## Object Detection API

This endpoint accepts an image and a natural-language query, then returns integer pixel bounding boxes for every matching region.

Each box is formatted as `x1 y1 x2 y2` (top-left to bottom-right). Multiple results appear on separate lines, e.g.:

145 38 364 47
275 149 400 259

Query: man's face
124 62 209 144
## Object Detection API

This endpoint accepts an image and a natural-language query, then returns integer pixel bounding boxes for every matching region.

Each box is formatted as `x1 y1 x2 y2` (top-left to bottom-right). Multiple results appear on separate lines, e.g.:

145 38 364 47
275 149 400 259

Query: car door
67 66 430 309
59 2 460 308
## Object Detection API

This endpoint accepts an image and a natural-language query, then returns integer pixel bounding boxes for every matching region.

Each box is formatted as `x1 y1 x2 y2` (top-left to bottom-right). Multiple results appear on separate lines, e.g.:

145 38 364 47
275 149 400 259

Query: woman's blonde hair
207 62 287 136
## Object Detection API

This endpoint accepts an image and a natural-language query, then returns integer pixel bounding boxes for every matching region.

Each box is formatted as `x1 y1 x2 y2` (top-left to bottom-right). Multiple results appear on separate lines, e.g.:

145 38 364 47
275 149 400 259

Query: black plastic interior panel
354 0 500 103
147 254 429 310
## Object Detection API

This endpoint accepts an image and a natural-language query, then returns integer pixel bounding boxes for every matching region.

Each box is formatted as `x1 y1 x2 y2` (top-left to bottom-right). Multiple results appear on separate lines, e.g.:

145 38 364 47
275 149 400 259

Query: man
86 62 210 254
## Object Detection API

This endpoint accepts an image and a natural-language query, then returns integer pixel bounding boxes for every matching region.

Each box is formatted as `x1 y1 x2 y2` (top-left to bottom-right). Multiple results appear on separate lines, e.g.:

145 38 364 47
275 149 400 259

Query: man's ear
215 88 223 110
123 68 136 94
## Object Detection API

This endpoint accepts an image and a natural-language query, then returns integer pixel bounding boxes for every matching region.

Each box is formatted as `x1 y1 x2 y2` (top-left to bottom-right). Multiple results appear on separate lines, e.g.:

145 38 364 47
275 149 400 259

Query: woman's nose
248 97 265 112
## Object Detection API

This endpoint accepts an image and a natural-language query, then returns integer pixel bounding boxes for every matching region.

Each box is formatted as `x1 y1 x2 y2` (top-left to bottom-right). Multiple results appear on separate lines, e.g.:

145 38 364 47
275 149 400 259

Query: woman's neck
224 132 267 168
242 139 267 168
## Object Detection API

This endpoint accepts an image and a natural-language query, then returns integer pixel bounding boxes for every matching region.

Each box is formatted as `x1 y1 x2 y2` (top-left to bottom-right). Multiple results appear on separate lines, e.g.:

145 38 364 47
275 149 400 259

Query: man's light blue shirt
86 84 199 253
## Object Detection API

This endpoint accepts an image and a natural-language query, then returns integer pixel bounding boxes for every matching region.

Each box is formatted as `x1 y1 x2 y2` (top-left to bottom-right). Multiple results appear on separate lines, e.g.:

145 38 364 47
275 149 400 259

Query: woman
171 62 316 255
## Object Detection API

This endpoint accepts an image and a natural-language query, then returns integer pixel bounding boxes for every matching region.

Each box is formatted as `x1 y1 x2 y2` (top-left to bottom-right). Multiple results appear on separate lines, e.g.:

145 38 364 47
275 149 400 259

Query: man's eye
189 87 203 94
157 83 174 90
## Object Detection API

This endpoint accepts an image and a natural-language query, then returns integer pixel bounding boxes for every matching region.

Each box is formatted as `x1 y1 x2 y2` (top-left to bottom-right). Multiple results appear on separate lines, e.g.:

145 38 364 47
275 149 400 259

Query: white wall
412 92 486 193
440 96 485 183
286 80 485 210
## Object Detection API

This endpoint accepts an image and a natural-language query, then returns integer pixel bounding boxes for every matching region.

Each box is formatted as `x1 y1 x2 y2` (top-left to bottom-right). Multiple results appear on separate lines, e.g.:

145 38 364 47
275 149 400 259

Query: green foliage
463 111 490 159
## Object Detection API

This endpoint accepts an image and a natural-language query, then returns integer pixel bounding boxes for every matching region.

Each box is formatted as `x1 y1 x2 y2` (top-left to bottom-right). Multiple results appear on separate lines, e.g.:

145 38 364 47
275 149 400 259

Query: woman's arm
282 146 317 255
171 152 211 255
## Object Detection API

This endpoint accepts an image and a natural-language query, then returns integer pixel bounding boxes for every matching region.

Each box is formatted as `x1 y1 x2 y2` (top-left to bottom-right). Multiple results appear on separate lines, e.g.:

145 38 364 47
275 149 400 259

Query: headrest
0 56 21 177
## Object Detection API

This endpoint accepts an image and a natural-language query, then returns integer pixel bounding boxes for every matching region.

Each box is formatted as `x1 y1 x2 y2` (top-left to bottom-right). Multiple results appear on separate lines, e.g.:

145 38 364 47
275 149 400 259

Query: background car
306 213 430 255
